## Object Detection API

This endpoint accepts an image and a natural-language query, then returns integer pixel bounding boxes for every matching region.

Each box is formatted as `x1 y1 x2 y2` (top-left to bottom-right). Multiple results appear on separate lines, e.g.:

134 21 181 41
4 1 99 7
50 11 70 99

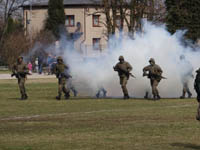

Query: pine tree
45 0 65 39
165 0 200 42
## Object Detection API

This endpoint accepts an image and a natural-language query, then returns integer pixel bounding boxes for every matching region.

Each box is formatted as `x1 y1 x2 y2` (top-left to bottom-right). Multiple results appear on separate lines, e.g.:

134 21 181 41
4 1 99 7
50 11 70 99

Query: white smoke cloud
28 21 200 98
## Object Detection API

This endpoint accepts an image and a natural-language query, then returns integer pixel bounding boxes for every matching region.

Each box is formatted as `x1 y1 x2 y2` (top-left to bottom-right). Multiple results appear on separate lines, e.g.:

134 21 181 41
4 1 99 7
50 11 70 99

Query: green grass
0 78 200 150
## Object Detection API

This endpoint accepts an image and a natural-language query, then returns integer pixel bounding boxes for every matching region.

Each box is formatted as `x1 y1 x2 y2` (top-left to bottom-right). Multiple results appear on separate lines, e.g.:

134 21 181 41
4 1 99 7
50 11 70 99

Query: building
22 0 130 56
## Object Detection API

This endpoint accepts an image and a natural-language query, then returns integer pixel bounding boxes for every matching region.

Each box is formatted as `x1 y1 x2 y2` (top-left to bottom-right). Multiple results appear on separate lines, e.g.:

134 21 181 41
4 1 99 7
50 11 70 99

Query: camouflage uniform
12 56 28 100
194 68 200 121
143 58 163 100
114 56 132 99
55 56 70 100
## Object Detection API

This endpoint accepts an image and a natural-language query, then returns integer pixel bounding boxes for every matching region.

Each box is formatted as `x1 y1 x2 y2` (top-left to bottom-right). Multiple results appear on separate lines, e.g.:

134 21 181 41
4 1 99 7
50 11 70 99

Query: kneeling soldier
55 56 71 100
12 56 29 100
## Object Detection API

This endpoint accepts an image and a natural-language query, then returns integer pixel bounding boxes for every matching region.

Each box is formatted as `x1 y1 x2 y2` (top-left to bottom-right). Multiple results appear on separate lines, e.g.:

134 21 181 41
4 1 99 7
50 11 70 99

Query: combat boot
65 93 70 100
180 96 185 99
24 94 28 100
157 95 161 100
124 94 129 100
196 115 200 121
56 96 61 100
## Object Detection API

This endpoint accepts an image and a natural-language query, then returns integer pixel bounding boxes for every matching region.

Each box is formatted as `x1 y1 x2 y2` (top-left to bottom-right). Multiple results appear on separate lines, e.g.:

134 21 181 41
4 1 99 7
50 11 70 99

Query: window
66 15 75 27
93 38 101 50
93 15 100 27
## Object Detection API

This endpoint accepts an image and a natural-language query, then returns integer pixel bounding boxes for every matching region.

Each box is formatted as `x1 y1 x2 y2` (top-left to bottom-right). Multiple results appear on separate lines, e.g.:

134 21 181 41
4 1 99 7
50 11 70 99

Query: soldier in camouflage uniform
143 58 163 100
194 68 200 121
12 56 29 100
55 56 70 100
113 56 132 99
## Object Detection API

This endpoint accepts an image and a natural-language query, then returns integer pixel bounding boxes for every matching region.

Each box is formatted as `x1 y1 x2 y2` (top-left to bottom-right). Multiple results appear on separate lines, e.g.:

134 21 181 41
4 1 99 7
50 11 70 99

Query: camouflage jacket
55 63 70 79
12 62 28 78
143 64 163 81
114 61 132 77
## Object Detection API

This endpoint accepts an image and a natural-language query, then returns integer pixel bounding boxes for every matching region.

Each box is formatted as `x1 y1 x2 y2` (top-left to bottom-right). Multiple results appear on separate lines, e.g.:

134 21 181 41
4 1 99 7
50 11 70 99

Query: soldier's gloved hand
143 72 147 76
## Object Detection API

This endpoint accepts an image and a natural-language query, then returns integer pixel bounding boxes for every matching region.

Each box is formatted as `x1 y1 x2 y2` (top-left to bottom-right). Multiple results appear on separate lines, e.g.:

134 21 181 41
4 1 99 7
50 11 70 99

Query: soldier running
54 56 70 100
11 56 29 100
143 58 163 100
113 56 133 99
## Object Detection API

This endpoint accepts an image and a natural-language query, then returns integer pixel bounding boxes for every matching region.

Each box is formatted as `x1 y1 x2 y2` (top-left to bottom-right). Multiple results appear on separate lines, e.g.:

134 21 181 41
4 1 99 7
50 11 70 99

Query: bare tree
93 0 165 39
0 0 28 43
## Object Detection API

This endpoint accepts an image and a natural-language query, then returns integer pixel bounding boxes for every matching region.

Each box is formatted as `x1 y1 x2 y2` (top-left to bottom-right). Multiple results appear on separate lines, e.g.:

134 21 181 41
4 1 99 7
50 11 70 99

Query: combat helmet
149 58 155 64
17 56 23 62
119 56 124 61
18 56 23 60
57 56 63 61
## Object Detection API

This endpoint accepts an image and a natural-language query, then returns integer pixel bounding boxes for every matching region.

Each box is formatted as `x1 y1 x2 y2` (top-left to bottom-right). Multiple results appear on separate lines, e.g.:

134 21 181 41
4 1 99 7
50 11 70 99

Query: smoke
27 21 200 98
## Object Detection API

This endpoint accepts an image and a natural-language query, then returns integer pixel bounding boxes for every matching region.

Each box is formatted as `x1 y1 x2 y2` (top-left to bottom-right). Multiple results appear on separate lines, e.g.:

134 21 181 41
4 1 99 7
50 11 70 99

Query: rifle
129 72 136 78
56 72 72 79
113 66 136 78
11 72 31 78
143 72 167 79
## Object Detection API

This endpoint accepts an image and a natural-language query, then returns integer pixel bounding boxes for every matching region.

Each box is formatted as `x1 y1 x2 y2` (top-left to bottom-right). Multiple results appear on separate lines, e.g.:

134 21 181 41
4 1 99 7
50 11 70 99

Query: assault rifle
143 72 167 79
113 66 136 78
56 72 72 79
11 72 31 78
128 72 136 78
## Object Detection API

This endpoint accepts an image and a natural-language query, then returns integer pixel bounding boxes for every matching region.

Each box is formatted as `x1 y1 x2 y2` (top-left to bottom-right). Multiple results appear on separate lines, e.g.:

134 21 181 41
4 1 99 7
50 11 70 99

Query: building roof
23 0 101 7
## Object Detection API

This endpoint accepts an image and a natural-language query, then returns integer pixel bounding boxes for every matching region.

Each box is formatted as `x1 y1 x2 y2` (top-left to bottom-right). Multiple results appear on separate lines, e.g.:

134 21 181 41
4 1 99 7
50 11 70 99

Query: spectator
28 61 33 74
35 58 39 73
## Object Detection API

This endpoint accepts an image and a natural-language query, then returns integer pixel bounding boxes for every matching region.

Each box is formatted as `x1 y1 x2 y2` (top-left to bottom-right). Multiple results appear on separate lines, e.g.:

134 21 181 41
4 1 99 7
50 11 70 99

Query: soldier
179 55 193 99
11 56 29 100
113 56 132 99
54 56 70 100
143 58 163 100
194 68 200 121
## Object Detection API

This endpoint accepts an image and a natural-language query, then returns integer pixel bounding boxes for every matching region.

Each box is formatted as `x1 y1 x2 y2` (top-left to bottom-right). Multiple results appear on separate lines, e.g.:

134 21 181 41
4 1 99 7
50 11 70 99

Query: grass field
0 78 200 150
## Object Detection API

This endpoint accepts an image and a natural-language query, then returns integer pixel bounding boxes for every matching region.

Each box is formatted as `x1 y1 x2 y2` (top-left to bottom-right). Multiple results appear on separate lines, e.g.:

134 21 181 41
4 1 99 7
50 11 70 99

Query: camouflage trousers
18 78 26 97
182 82 192 97
58 78 70 97
150 79 159 97
120 76 128 96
